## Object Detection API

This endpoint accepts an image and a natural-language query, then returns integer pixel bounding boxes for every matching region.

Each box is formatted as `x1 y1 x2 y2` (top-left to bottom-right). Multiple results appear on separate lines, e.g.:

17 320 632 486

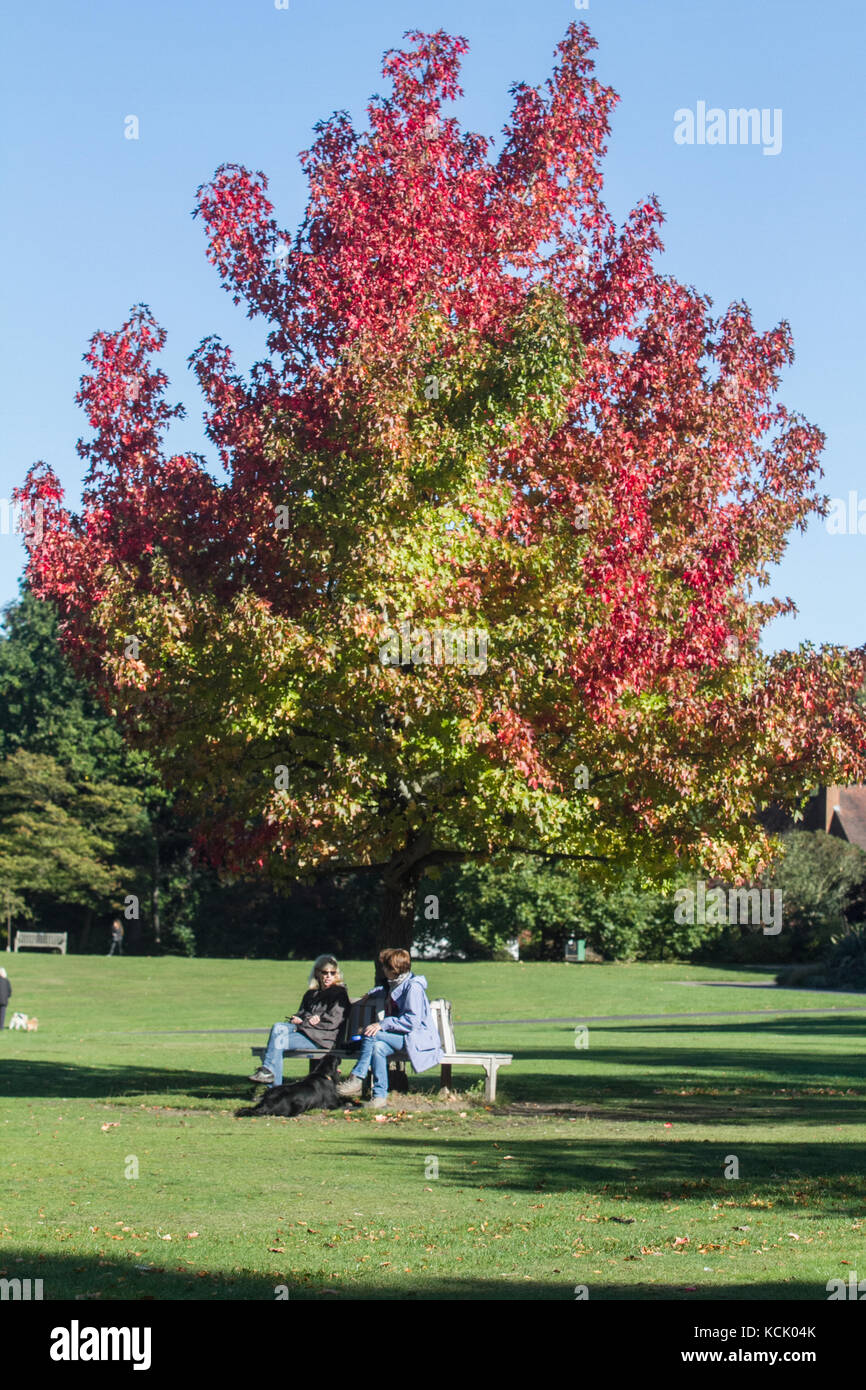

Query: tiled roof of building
827 786 866 853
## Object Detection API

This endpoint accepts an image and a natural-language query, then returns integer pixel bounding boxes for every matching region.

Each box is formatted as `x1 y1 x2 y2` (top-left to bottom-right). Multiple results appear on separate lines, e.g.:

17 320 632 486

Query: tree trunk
377 874 419 952
374 833 432 978
80 909 92 954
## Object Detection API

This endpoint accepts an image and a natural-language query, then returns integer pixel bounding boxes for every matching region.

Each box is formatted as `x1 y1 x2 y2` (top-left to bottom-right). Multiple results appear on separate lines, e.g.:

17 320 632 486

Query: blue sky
1 0 863 651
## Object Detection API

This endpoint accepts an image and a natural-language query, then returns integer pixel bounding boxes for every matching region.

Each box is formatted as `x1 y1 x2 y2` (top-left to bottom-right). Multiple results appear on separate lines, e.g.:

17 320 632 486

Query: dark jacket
0 977 10 1007
294 985 349 1048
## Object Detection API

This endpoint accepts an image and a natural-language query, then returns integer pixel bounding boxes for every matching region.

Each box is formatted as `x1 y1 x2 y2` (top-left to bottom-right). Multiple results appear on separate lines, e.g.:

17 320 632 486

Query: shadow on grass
486 1014 866 1113
333 1135 866 1211
3 1014 865 1124
590 1016 866 1038
0 1060 244 1103
0 1247 838 1301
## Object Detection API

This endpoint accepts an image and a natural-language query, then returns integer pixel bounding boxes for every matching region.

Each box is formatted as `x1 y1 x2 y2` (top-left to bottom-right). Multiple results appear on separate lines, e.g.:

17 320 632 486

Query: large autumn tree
19 24 866 948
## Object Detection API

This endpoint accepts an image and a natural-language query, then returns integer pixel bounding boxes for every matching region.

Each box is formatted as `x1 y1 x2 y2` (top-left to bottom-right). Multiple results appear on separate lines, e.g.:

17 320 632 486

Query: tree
0 749 150 941
18 24 866 951
769 830 866 952
0 587 204 952
416 859 716 961
0 585 139 783
416 857 584 960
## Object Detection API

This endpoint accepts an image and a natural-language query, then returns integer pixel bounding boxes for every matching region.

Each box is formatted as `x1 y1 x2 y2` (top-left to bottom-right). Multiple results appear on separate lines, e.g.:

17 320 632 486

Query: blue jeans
351 1029 407 1099
261 1022 318 1085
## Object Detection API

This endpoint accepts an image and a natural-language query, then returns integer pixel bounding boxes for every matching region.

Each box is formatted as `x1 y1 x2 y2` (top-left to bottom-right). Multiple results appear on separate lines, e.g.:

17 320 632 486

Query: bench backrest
430 999 456 1053
15 932 66 946
340 998 380 1045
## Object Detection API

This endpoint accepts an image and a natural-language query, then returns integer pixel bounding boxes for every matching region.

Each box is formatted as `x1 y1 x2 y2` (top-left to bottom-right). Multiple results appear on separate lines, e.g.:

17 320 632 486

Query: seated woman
336 948 441 1108
249 955 350 1086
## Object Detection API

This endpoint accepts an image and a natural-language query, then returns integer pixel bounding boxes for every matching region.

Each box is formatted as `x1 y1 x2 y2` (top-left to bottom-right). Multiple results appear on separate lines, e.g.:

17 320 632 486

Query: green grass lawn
1 955 864 1300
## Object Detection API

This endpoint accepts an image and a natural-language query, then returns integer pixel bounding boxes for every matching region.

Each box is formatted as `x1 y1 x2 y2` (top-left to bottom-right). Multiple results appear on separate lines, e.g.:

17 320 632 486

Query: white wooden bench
250 996 513 1102
14 931 67 955
430 999 512 1101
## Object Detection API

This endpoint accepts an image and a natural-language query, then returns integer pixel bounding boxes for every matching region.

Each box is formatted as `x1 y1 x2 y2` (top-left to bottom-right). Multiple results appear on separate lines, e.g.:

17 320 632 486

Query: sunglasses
320 969 337 976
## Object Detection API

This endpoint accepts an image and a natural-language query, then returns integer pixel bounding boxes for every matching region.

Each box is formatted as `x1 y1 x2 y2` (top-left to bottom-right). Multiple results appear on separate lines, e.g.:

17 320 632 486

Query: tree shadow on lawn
0 1247 839 1301
499 1059 865 1121
0 1060 245 1103
4 1011 864 1124
495 1015 866 1115
336 1135 866 1210
597 1017 866 1039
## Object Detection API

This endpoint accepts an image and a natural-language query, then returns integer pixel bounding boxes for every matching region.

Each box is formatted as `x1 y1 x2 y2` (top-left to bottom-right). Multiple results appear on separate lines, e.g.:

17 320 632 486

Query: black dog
236 1053 345 1118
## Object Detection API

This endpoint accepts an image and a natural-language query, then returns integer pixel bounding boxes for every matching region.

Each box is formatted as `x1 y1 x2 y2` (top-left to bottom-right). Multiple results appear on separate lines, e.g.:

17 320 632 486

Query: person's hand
308 1014 321 1026
289 1015 302 1025
363 1022 381 1037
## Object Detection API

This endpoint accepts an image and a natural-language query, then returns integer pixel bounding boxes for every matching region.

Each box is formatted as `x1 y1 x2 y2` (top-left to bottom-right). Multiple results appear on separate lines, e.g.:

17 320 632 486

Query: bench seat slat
438 1052 513 1064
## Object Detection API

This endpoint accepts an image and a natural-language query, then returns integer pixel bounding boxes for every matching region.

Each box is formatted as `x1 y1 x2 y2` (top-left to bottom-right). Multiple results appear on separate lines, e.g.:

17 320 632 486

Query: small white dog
8 1011 30 1030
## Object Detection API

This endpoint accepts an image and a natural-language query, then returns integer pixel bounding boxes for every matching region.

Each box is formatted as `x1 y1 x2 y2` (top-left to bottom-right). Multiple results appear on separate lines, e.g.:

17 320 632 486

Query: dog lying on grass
236 1053 345 1118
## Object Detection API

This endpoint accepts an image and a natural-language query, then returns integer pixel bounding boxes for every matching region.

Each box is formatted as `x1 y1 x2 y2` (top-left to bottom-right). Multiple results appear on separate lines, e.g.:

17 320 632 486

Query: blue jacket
371 973 442 1073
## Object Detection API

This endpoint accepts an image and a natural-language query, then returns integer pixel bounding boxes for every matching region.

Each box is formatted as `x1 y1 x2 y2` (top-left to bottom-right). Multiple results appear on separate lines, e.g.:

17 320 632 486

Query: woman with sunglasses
248 955 350 1087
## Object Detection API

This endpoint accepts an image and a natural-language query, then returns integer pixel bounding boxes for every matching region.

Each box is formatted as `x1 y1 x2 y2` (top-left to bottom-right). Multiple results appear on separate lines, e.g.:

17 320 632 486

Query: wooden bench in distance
14 931 67 955
430 999 512 1102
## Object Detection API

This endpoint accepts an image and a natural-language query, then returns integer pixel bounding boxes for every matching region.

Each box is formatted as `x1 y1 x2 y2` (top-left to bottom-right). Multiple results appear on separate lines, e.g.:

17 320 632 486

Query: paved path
127 1002 866 1035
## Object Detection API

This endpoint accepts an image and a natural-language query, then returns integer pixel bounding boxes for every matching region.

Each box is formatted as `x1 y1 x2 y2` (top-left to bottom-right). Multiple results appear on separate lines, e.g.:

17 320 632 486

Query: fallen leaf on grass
672 1236 690 1247
100 1123 119 1131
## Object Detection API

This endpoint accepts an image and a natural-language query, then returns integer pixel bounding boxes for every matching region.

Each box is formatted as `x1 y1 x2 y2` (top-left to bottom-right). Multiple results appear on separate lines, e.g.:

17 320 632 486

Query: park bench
14 931 67 955
250 996 512 1102
430 998 512 1101
250 998 381 1093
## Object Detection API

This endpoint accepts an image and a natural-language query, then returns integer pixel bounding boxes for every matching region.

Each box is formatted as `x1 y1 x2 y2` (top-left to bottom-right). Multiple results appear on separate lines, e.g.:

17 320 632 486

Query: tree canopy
0 747 149 929
18 24 866 946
